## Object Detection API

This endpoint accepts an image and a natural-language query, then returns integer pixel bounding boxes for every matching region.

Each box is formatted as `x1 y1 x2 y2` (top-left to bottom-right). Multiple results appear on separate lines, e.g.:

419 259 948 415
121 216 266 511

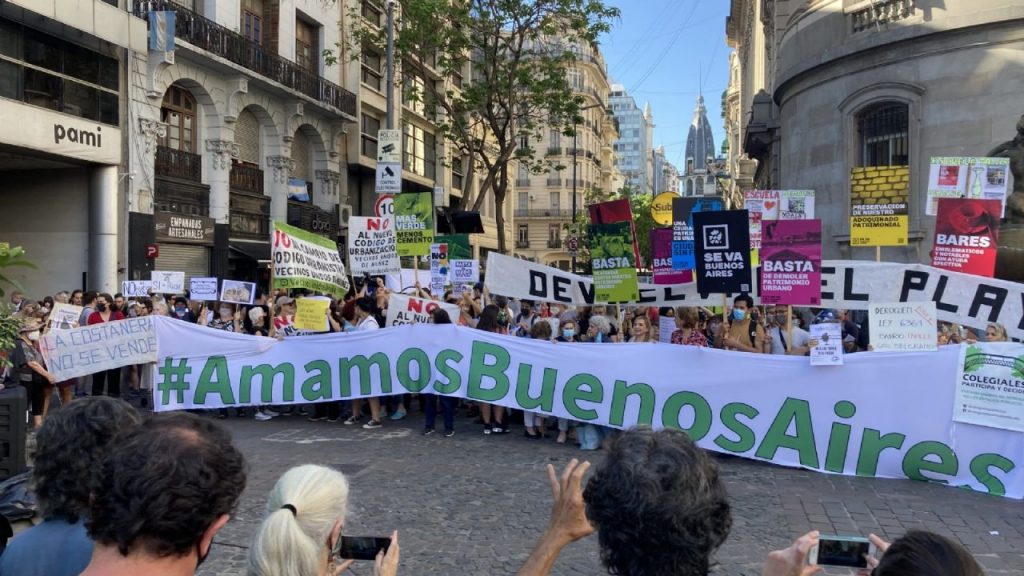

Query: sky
597 0 730 170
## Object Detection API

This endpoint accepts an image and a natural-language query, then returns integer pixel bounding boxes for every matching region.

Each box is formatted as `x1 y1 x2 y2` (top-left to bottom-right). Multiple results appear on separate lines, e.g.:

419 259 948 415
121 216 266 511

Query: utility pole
386 0 396 130
571 117 578 274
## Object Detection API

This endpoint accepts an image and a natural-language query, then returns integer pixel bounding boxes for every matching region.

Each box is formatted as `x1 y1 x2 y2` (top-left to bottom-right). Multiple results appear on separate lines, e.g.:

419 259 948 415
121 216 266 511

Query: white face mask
27 330 40 341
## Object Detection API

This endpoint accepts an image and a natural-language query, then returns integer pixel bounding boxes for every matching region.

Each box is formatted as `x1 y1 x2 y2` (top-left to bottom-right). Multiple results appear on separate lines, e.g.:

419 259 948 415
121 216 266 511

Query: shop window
857 102 909 167
161 85 197 153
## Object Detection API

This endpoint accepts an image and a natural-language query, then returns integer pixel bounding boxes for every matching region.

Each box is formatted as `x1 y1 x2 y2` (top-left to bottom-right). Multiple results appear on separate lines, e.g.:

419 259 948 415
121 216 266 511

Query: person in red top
87 293 125 397
670 306 709 348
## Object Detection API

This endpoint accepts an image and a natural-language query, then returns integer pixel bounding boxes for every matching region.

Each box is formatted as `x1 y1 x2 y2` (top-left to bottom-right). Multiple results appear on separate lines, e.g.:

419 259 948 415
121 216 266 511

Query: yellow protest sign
850 166 909 247
293 298 329 332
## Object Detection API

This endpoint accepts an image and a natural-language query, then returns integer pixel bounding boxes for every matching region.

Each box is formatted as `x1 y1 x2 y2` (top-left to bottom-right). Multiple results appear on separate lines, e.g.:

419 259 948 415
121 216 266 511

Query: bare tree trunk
494 161 509 254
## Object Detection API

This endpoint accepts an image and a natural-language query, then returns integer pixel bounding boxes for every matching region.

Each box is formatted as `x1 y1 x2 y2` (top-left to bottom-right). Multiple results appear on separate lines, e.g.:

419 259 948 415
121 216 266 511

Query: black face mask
96 303 108 313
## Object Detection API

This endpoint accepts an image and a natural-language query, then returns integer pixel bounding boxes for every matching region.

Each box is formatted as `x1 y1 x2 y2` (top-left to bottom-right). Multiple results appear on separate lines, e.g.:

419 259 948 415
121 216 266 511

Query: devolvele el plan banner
272 221 350 293
140 317 1024 498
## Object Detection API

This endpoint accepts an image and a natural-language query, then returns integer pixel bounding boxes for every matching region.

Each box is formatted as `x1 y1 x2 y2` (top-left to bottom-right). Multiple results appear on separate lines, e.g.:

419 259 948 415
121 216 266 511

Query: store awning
230 242 271 262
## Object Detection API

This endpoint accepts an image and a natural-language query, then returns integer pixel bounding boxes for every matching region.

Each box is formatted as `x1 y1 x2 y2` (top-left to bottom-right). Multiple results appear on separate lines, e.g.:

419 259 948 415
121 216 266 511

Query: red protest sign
931 198 1000 277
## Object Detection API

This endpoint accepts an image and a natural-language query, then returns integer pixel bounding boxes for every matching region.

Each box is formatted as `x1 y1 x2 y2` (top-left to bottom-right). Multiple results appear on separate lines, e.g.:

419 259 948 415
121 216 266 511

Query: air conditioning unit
339 205 353 228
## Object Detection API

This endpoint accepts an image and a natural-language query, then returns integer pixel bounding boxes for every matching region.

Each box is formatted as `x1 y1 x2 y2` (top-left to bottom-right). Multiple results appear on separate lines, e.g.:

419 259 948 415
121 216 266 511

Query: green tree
0 243 35 369
562 185 658 273
349 0 619 254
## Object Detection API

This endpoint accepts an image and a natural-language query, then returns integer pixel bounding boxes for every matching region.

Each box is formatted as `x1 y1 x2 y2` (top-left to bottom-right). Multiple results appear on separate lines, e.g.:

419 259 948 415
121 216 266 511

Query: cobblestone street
195 411 1024 576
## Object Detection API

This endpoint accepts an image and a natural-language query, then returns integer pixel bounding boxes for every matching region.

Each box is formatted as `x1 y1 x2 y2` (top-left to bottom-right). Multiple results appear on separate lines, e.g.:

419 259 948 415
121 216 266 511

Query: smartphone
808 535 875 568
333 536 391 561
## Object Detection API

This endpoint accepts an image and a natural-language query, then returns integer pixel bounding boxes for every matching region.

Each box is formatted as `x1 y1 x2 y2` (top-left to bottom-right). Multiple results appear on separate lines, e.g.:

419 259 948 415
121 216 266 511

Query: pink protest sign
651 228 692 285
760 219 822 306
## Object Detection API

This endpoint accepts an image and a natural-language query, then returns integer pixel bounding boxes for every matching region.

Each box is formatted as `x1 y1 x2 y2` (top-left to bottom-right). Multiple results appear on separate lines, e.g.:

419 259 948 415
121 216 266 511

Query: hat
275 296 295 307
19 318 43 333
248 307 267 323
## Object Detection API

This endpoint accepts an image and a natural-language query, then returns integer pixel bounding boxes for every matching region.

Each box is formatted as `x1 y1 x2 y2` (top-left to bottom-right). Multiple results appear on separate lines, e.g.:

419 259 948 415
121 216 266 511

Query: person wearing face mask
171 296 197 323
12 319 57 428
344 297 385 429
88 293 126 398
201 303 246 419
553 320 579 444
718 294 765 353
766 306 814 355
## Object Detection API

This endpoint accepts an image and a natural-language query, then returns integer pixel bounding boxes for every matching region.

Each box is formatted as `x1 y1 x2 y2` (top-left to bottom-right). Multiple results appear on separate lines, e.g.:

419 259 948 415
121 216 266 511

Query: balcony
516 240 530 249
515 208 570 218
849 0 915 33
230 163 264 194
546 146 562 156
515 178 531 187
547 238 562 249
545 178 562 186
134 0 357 117
156 145 201 182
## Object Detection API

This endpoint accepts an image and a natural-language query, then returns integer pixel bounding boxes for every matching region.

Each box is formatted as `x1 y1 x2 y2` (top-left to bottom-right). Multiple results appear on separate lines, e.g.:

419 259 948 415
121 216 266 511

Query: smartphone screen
816 537 870 568
334 536 391 561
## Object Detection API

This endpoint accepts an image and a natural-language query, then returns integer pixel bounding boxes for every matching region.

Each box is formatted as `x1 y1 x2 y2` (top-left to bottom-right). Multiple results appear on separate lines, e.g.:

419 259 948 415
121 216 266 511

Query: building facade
608 84 654 195
679 94 719 198
512 45 618 270
651 145 680 195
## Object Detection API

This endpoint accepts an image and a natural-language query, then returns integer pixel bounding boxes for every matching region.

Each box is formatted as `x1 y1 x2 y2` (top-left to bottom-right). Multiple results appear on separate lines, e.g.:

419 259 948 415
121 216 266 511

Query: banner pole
875 246 881 263
786 305 794 354
414 256 421 286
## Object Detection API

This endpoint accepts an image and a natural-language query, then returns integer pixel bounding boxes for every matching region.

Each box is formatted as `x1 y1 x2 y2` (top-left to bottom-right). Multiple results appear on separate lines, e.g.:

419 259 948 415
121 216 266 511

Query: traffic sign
375 162 401 194
375 194 395 218
145 244 159 259
377 130 402 164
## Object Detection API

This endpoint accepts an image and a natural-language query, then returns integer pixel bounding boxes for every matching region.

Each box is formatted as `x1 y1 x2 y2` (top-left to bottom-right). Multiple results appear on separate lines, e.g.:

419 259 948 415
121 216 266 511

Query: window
243 10 262 45
295 17 317 73
160 85 197 152
549 129 560 150
518 224 529 243
857 102 909 166
549 191 560 210
548 224 561 242
361 0 383 25
517 192 528 210
518 135 529 151
361 45 382 90
403 123 436 179
361 113 380 158
567 68 582 90
403 69 426 115
452 155 465 190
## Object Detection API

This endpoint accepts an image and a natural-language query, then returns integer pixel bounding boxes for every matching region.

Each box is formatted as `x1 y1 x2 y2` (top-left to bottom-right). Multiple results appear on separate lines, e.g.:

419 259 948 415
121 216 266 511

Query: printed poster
220 280 256 305
954 343 1024 432
272 221 350 294
671 197 723 271
435 234 472 260
744 190 780 250
189 277 219 301
779 190 815 219
868 302 938 352
850 166 909 247
810 323 843 366
931 198 1001 278
651 228 692 285
927 157 1011 216
47 303 83 331
589 199 640 265
451 259 479 284
394 192 434 257
429 243 449 296
385 293 461 327
151 271 185 294
760 220 822 306
348 216 401 276
692 209 752 294
588 221 639 302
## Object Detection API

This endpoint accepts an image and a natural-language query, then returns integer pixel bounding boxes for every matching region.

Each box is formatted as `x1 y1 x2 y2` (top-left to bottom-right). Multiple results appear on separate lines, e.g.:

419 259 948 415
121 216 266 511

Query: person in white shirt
767 305 815 356
344 297 384 429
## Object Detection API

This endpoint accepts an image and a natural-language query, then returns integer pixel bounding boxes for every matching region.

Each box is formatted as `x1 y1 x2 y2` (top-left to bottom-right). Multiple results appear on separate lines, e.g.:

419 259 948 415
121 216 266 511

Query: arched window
686 179 694 196
857 102 908 167
160 85 197 152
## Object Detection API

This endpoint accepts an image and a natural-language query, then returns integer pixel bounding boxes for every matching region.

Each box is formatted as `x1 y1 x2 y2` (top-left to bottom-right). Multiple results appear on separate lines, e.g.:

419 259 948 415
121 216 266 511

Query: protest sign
868 302 938 352
293 298 329 332
272 221 350 294
658 315 675 343
152 316 1024 499
744 190 779 250
954 343 1024 433
927 157 1011 216
48 303 82 331
779 190 815 219
451 259 479 284
850 166 909 247
394 192 434 257
39 317 156 381
385 293 461 327
220 280 256 305
809 323 842 366
348 216 401 275
671 197 722 271
760 220 822 306
435 234 472 259
651 228 691 285
189 277 219 301
151 271 185 294
121 280 153 298
429 243 449 296
589 199 640 264
588 221 640 302
931 198 1000 277
484 252 1024 340
693 210 752 294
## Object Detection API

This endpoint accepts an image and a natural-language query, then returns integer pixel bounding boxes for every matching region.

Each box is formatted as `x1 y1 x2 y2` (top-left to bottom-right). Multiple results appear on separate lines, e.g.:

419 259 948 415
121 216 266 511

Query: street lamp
571 102 605 274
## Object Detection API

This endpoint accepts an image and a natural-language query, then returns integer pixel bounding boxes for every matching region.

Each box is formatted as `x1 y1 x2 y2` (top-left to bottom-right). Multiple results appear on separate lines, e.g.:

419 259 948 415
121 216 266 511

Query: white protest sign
152 317 1024 499
429 243 448 297
220 280 256 305
450 259 479 284
954 343 1024 432
927 157 1011 216
48 303 83 331
869 302 938 352
810 324 843 366
189 277 219 301
349 216 401 275
779 190 815 219
272 221 350 294
122 280 153 298
39 316 157 381
484 252 1024 340
659 316 675 343
151 271 185 294
385 293 461 327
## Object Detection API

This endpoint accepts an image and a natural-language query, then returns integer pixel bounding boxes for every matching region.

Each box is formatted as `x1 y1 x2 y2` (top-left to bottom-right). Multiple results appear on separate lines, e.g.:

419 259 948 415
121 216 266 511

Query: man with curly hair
0 397 141 576
80 412 247 576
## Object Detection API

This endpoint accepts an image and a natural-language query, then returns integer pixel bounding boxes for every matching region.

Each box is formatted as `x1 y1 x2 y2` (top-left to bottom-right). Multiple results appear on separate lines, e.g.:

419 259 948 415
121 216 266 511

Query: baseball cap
275 296 295 307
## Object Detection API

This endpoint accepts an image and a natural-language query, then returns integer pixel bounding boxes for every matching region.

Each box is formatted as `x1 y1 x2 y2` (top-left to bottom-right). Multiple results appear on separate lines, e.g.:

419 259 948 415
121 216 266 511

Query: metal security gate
154 244 210 284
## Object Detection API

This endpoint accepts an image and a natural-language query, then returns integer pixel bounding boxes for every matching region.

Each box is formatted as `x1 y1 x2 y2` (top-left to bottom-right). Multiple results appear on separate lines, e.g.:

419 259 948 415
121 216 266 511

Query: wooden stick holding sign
786 305 794 354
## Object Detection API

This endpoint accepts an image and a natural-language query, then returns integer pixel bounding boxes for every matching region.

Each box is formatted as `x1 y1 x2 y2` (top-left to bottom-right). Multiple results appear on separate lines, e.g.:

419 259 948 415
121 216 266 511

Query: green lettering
301 360 332 402
661 391 712 441
397 348 431 393
467 341 510 402
338 353 392 396
856 428 905 476
755 398 818 468
240 363 295 403
968 453 1014 497
714 402 759 453
901 441 958 484
194 356 235 405
609 380 655 427
432 349 463 395
514 364 557 412
563 373 604 421
824 401 856 473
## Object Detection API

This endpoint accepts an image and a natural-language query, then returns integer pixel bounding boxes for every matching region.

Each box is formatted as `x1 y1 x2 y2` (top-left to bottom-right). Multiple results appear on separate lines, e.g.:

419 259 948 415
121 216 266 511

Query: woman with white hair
249 464 399 576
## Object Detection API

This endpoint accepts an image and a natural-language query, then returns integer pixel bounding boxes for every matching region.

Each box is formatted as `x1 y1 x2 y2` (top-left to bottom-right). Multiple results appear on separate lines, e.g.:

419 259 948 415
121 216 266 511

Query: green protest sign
272 221 349 293
588 221 639 302
435 234 472 260
394 192 434 257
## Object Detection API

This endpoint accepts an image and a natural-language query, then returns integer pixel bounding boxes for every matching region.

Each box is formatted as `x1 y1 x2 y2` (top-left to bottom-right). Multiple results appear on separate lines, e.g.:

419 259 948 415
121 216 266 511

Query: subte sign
375 194 394 219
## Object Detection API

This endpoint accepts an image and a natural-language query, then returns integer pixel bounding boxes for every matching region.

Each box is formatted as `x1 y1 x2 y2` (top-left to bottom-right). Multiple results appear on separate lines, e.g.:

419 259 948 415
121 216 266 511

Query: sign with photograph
744 190 779 250
189 277 219 301
931 198 1001 278
760 220 822 306
927 157 1011 216
589 199 641 265
154 212 215 246
954 343 1024 433
588 221 639 302
779 190 816 219
850 166 909 247
47 303 83 331
272 221 350 294
868 301 938 353
151 271 185 294
810 323 843 366
121 280 153 298
430 243 449 296
394 192 434 257
651 228 692 285
348 216 401 276
693 209 752 294
220 280 257 305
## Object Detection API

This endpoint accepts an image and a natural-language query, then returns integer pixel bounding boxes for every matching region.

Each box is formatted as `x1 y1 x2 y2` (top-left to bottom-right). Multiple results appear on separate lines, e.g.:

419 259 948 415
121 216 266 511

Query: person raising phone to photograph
248 464 399 576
